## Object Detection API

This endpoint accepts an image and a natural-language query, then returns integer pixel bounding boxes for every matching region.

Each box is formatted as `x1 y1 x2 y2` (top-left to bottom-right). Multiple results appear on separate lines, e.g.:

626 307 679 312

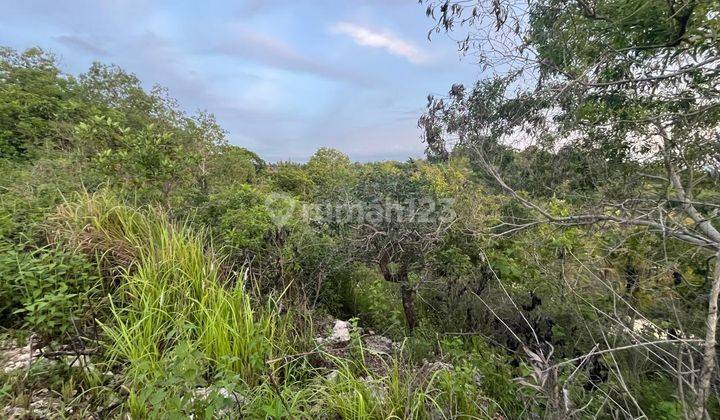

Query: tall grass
54 192 292 385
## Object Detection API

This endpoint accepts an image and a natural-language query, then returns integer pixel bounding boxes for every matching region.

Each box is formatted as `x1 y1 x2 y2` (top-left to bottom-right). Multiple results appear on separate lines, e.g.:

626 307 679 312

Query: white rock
328 320 351 343
193 386 238 401
191 386 244 416
629 318 665 340
61 354 93 369
423 361 454 372
1 342 41 373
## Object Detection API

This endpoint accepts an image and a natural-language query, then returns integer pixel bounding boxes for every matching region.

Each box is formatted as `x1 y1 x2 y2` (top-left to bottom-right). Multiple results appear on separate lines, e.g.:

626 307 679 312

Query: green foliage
270 162 316 197
1 34 717 418
312 356 497 419
0 157 84 242
74 112 217 206
207 145 265 189
306 147 356 197
0 242 101 341
344 265 405 337
350 162 452 262
345 161 460 331
55 193 299 386
82 119 189 201
443 337 526 417
201 184 274 255
281 225 352 311
0 47 76 160
1 46 227 211
634 375 684 420
124 341 244 419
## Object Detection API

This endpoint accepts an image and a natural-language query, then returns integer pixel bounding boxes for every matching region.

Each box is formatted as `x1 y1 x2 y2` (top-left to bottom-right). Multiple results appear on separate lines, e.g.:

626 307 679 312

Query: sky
1 0 481 162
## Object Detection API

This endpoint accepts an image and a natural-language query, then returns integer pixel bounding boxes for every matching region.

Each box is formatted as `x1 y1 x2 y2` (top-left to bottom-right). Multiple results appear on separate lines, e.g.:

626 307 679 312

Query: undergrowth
34 192 501 418
54 193 300 384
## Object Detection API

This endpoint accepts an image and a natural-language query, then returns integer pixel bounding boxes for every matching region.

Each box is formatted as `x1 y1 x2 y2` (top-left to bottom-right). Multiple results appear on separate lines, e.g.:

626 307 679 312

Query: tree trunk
694 251 720 419
377 257 417 332
401 283 417 333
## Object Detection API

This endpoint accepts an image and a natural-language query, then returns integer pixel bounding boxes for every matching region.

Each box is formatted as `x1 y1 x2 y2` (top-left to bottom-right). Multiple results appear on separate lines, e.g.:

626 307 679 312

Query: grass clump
53 192 297 388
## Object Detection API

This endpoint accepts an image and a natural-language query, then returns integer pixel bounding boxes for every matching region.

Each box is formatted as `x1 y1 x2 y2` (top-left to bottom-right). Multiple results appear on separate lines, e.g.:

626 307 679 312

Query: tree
420 0 720 416
269 162 316 198
346 162 455 332
76 63 155 130
72 64 227 207
75 116 194 204
306 147 356 197
206 145 265 192
0 47 77 160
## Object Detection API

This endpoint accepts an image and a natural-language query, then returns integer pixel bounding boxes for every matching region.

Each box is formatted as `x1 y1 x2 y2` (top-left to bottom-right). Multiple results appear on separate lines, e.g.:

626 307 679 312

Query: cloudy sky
1 0 481 162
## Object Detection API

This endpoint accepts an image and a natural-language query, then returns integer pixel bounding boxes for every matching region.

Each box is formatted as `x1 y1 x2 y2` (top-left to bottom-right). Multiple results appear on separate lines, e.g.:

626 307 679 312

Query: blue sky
1 0 481 162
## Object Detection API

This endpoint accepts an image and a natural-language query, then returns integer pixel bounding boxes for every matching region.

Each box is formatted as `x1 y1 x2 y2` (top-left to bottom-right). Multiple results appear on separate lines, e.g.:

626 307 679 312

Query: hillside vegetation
1 0 720 418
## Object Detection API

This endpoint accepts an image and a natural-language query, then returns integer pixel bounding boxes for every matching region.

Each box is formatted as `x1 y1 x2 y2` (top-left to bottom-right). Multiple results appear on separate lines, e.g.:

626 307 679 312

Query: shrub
343 265 405 338
0 157 84 243
124 341 245 419
0 242 101 342
269 163 315 197
200 184 274 255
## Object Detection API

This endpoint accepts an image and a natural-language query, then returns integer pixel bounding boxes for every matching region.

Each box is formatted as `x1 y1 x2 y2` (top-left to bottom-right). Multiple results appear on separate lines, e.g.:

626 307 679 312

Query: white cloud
202 26 371 85
331 22 430 65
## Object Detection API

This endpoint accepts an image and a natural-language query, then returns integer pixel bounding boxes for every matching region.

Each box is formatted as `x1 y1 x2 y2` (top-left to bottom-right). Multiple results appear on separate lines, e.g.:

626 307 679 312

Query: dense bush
0 242 101 342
